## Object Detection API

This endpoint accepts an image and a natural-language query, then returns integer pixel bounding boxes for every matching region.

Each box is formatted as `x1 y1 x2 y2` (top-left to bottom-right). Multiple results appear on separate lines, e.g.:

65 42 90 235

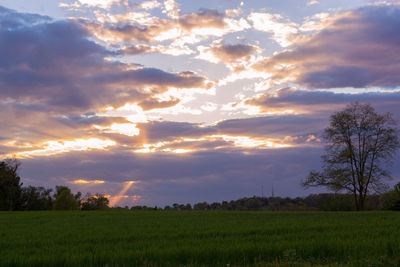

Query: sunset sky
1 0 400 207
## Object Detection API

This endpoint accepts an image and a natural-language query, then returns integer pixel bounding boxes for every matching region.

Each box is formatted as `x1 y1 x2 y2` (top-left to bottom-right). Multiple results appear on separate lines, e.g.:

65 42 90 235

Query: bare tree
303 102 400 210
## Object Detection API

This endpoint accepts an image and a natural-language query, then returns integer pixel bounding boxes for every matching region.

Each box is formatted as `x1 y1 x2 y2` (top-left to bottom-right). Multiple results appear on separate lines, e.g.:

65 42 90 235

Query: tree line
0 159 109 211
135 187 399 211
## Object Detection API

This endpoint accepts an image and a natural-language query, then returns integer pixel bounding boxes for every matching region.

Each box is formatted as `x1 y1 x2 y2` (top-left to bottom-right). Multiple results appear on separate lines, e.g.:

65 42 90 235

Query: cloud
197 43 259 65
0 6 51 27
1 111 322 157
214 115 325 139
16 138 116 158
163 0 180 19
3 2 400 207
120 44 160 55
60 0 128 10
246 87 400 118
179 8 225 30
137 121 215 142
136 0 161 10
0 103 122 150
0 7 211 112
72 179 105 184
307 0 320 6
94 123 141 137
85 18 174 43
98 68 209 90
370 0 400 6
0 6 216 158
86 7 250 48
248 12 299 47
132 114 326 149
252 6 400 89
138 98 181 111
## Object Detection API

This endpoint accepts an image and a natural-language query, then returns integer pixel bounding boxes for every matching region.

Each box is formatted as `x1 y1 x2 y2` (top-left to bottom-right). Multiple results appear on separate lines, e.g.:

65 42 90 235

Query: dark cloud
0 6 209 149
179 8 226 30
96 68 208 91
246 87 400 117
253 5 400 89
0 5 51 29
139 98 180 111
0 103 128 146
133 115 324 144
56 115 129 128
87 18 173 43
120 44 159 55
215 115 325 138
138 121 215 142
85 8 230 46
210 43 257 63
0 6 210 113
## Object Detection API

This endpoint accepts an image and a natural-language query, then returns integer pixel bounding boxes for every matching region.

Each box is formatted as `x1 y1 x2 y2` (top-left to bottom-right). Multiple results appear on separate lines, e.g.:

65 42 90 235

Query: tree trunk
354 193 366 211
359 194 365 211
8 198 13 211
353 192 360 211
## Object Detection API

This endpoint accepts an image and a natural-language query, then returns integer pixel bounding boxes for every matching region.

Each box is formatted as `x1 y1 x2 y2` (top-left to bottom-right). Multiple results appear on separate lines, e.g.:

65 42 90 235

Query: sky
1 0 400 207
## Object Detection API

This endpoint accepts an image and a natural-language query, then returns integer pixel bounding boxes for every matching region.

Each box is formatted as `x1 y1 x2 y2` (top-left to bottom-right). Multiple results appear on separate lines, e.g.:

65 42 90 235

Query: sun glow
211 135 290 148
94 123 140 136
15 138 116 158
163 148 193 153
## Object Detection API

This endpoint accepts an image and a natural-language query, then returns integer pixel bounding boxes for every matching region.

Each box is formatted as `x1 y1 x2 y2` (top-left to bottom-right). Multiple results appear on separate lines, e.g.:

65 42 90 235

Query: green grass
0 211 400 266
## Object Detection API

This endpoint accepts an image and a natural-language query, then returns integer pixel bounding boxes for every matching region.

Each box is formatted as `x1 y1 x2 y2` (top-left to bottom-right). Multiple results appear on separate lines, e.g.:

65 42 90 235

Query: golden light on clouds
211 135 291 149
248 12 299 47
100 103 149 123
15 138 116 158
137 0 160 10
94 123 140 136
110 123 140 136
60 0 126 9
73 179 105 184
134 134 291 154
163 0 180 19
163 148 193 154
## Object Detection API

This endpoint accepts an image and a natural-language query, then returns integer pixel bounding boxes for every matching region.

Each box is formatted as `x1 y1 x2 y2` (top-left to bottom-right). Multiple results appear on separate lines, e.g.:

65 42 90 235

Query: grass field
0 211 399 266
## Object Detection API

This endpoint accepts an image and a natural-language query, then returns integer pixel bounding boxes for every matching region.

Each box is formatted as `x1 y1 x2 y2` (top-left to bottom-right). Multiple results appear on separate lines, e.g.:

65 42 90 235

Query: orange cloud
73 179 105 184
15 138 116 158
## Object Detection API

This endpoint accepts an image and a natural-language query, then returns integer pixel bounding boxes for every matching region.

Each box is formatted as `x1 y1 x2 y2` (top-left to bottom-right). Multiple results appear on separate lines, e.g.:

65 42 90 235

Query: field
0 211 399 266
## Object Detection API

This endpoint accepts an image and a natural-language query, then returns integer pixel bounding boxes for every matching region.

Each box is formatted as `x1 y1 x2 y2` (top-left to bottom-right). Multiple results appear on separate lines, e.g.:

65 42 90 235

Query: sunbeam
109 181 137 207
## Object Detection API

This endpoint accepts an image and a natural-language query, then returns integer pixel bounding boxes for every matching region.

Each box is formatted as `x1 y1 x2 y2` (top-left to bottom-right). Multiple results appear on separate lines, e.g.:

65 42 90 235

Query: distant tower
261 184 264 198
271 183 275 198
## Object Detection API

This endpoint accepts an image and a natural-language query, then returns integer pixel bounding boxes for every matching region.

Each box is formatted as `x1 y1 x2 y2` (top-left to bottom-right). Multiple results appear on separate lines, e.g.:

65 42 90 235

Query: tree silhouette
303 102 400 210
81 193 109 210
21 186 53 210
0 159 23 211
53 186 80 210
